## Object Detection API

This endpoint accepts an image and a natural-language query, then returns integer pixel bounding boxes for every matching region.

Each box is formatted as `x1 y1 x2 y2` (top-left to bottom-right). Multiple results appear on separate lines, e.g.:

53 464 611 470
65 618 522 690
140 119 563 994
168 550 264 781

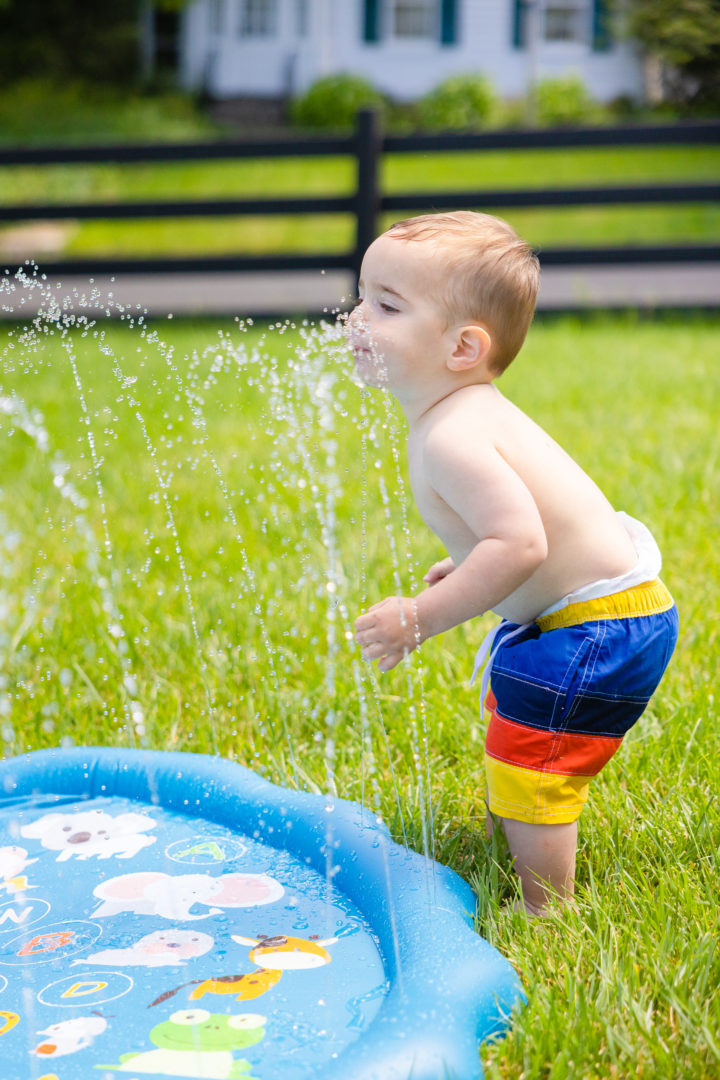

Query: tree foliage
623 0 720 65
620 0 720 106
0 0 140 85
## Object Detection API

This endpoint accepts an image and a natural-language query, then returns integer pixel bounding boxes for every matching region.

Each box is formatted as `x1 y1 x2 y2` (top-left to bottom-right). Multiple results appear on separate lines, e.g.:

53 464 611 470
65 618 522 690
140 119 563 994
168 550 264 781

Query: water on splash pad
0 790 387 1077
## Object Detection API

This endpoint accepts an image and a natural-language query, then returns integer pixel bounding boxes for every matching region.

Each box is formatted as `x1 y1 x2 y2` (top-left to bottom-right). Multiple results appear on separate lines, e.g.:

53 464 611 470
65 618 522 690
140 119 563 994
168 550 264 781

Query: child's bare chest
408 459 476 559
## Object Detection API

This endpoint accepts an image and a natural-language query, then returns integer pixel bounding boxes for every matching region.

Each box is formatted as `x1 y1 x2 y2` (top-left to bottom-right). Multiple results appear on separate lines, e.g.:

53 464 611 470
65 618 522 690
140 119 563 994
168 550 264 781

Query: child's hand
423 557 455 585
355 596 422 672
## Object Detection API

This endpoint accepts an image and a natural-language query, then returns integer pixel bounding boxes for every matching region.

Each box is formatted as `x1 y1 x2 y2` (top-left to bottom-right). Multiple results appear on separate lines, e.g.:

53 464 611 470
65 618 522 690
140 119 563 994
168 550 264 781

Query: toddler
350 211 678 916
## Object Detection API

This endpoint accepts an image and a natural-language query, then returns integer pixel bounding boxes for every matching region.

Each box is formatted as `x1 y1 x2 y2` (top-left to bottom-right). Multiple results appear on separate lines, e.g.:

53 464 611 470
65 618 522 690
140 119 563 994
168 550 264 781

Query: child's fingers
360 641 387 661
377 651 401 672
355 612 376 632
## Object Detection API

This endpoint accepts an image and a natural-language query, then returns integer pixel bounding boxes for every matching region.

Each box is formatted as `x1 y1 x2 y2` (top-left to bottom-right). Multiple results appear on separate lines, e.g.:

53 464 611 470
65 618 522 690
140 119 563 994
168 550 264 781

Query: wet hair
386 211 539 373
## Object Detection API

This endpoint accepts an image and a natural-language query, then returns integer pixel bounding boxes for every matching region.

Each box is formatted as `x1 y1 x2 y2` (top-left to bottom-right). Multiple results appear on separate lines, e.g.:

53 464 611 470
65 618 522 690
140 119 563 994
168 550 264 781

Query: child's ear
447 325 493 372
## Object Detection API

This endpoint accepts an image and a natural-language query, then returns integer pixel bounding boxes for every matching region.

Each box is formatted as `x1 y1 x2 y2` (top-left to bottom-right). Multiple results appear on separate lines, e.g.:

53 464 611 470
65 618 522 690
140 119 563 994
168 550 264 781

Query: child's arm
355 430 547 671
423 556 455 584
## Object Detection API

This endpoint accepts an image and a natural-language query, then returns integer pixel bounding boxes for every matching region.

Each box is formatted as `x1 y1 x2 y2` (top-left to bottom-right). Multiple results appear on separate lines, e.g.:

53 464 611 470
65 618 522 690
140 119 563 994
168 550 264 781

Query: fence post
352 108 382 295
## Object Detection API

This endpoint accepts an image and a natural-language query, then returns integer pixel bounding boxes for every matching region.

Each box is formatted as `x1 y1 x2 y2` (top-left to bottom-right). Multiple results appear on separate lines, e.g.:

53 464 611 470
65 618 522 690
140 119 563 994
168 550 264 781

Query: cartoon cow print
152 932 339 1009
20 810 156 861
231 933 338 971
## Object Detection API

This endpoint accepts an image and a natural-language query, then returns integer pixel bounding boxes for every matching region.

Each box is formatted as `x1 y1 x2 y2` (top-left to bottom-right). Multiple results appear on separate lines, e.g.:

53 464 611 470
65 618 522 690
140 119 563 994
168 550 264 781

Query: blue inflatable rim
0 746 523 1080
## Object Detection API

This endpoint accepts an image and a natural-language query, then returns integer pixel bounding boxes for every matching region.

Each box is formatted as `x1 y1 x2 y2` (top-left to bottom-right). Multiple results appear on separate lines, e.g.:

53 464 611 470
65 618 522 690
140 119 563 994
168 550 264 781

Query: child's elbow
523 530 549 572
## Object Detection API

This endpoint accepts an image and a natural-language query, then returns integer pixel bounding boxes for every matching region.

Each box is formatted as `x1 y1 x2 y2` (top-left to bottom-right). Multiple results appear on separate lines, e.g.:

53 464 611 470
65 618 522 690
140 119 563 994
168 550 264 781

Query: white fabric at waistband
469 511 662 704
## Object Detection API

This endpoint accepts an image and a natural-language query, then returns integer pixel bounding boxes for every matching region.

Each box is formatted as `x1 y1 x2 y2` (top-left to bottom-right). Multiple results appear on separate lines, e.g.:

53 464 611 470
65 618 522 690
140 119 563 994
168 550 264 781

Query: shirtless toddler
350 211 678 916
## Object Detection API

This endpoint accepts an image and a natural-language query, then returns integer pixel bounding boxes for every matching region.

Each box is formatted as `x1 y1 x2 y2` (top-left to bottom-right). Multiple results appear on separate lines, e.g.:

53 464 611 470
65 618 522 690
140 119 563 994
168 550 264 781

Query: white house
179 0 645 105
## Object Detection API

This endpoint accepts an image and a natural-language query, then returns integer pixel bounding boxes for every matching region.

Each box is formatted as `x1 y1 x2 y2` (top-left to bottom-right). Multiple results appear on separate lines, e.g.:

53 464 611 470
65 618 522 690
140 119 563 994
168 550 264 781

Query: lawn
0 302 718 1078
1 144 719 261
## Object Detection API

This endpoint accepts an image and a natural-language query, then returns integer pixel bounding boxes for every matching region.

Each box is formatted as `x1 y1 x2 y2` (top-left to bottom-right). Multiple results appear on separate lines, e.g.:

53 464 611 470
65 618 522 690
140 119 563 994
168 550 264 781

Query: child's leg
493 815 577 916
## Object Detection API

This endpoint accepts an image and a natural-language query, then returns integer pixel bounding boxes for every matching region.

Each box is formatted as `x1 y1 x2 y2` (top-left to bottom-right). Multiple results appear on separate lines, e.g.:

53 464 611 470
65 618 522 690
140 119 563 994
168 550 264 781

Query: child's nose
348 301 368 331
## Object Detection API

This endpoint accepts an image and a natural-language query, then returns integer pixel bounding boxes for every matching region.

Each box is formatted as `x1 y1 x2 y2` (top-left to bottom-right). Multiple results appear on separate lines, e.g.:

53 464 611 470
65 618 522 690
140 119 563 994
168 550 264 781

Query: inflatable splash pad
0 748 522 1079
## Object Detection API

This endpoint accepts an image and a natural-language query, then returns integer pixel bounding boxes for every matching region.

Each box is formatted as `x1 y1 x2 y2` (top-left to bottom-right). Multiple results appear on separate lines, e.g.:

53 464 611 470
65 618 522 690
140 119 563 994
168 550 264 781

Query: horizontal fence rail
2 184 718 224
1 112 719 290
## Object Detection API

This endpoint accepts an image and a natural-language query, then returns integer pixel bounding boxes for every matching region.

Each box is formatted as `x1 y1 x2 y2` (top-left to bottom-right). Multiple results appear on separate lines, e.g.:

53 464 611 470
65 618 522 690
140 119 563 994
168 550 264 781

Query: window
238 0 278 37
390 0 437 39
513 0 607 49
544 2 587 43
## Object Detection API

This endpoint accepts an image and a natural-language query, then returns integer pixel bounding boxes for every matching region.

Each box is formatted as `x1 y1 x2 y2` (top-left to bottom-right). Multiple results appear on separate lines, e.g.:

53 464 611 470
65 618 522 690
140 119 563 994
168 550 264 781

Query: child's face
347 234 453 395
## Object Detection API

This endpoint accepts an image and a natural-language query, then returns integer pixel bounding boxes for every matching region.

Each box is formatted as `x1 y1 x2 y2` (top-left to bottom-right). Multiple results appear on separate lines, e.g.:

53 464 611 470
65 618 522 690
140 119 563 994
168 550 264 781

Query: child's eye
380 302 399 314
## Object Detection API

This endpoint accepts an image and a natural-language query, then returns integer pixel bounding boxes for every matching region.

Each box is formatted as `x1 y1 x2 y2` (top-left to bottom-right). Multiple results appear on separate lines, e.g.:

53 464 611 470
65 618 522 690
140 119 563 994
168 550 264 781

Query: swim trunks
483 578 678 824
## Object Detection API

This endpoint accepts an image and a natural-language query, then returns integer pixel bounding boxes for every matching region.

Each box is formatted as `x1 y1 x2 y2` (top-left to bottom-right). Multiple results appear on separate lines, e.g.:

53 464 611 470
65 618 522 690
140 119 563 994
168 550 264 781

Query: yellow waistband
536 579 674 632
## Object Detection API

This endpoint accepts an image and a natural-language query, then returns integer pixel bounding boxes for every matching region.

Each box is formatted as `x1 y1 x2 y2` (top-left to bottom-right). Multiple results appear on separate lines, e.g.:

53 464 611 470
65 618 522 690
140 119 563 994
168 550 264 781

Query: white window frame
237 0 279 38
542 1 591 45
384 0 440 42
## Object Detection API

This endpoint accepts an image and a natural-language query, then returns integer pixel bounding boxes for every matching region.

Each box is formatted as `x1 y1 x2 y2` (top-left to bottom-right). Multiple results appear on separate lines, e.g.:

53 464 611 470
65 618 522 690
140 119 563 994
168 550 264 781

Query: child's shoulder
418 385 507 464
426 383 516 435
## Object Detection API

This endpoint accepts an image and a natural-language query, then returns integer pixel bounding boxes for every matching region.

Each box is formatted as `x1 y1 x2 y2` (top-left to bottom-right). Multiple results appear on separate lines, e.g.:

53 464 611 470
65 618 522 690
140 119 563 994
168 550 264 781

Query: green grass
0 79 219 147
1 145 719 261
0 306 719 1077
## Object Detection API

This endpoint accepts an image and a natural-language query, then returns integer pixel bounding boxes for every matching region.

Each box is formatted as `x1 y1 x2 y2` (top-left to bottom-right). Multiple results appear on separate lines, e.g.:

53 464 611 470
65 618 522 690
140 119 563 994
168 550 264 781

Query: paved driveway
2 263 718 320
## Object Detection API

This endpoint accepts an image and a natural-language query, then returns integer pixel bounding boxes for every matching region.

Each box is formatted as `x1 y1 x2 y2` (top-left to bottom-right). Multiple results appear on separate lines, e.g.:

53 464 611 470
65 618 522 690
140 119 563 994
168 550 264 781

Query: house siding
181 0 644 103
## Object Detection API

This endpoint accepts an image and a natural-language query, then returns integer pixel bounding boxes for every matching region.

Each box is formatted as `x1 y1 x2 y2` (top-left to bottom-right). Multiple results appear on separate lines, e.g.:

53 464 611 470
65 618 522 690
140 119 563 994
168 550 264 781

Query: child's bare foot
505 897 549 918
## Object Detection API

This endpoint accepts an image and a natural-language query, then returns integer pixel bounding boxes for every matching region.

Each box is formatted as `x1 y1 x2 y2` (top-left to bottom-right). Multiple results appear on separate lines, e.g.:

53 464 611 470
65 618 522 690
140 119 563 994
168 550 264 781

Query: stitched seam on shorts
571 689 650 703
541 624 602 800
561 622 606 734
491 668 567 692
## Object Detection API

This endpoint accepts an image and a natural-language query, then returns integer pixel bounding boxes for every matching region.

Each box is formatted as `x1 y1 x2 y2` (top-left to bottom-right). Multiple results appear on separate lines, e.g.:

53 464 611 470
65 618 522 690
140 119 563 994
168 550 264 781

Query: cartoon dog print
20 810 156 861
78 929 214 968
97 1008 265 1078
92 872 284 922
0 845 37 892
33 1014 107 1058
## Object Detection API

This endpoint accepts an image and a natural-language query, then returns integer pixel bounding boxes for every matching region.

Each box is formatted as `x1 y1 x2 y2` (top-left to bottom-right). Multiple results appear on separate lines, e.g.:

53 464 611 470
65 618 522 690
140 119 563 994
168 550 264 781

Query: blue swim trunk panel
489 604 679 740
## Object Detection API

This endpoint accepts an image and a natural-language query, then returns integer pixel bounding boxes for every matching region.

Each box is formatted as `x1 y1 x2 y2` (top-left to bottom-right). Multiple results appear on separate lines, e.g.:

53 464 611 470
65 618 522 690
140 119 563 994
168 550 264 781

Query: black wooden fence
1 110 719 285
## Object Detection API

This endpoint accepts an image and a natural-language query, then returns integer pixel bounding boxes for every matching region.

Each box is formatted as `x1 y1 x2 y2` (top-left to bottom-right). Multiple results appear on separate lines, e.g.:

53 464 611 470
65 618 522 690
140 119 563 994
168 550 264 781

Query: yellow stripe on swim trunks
485 756 591 825
537 579 673 633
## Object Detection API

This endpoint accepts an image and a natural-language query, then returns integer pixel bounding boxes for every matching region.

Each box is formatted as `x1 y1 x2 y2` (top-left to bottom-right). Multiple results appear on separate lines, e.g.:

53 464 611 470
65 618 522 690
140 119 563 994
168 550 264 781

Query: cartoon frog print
96 1008 265 1079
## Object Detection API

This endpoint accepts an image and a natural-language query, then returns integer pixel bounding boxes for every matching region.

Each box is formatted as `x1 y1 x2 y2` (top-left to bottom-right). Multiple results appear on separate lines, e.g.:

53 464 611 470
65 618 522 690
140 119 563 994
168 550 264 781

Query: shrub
416 73 496 131
533 74 603 126
290 74 386 130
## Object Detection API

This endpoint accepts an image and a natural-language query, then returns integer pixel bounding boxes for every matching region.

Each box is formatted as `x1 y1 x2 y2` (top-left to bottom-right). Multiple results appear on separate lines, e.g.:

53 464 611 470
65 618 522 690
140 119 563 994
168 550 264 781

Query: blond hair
386 211 539 373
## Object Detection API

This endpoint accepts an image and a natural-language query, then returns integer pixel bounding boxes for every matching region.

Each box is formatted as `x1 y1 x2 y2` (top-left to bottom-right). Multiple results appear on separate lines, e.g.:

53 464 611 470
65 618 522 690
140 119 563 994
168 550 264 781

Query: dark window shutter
512 0 527 49
363 0 381 42
592 0 612 51
440 0 458 44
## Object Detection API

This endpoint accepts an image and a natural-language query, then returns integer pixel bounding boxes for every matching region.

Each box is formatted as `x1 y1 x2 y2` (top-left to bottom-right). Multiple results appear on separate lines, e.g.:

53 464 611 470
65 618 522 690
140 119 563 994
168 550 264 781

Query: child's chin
354 360 388 388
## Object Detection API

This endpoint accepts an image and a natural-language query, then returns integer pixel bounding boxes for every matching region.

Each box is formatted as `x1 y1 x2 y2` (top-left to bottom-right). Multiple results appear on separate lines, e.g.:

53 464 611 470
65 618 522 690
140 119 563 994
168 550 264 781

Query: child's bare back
410 382 638 625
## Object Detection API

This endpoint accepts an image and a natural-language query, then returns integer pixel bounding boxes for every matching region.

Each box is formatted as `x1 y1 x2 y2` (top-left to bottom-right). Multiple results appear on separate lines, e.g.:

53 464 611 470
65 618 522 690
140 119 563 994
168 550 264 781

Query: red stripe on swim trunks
484 690 621 776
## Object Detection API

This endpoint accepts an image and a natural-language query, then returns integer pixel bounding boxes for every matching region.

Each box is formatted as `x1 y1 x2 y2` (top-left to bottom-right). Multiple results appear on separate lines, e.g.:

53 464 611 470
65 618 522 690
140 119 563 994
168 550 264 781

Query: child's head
384 211 539 374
